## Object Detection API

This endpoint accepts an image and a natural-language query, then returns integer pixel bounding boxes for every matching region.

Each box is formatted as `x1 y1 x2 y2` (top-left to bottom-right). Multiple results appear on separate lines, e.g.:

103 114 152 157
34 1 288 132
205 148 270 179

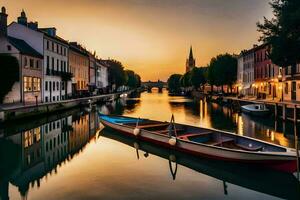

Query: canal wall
0 90 134 122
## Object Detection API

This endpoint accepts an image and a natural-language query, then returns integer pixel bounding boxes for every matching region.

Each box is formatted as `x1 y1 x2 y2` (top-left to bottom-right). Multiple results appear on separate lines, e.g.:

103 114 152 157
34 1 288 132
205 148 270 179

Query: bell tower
186 46 195 72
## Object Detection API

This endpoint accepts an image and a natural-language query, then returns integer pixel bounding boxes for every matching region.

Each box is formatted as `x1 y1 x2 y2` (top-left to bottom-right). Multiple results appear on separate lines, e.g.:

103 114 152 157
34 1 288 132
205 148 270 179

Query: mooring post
275 103 278 119
294 105 297 123
282 104 287 121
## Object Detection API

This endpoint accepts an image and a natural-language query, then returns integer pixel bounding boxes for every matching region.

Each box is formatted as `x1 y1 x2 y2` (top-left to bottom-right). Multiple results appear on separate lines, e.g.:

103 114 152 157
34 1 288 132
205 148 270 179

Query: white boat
241 104 270 116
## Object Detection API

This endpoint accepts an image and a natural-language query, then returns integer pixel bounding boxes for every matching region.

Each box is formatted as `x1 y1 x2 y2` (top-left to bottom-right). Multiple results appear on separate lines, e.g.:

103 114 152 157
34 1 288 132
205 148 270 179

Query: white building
242 49 255 96
237 53 244 94
7 10 72 103
96 59 109 93
0 7 43 104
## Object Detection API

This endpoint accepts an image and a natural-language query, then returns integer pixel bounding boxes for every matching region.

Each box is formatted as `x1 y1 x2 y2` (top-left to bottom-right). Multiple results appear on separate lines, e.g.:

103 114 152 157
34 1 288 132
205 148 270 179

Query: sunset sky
1 0 273 81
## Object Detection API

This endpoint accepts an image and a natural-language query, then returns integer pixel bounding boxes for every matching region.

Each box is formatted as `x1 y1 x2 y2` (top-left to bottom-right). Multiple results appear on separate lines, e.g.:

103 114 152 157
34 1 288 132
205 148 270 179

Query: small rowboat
99 113 299 173
241 104 270 116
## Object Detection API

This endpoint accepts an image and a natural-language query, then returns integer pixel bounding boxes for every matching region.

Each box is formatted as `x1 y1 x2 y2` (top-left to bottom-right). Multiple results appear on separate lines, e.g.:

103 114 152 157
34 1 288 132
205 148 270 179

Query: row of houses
0 7 110 104
237 43 300 102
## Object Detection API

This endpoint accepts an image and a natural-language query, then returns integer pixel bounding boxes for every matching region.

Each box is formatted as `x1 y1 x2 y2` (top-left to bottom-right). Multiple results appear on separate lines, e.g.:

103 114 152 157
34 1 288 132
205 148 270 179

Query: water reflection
0 89 299 200
101 129 300 200
0 109 100 200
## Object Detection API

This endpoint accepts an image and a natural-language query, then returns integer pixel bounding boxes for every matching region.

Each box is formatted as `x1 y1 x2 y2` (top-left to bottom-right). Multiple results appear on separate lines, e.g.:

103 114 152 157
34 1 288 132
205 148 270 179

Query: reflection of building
3 110 99 199
186 46 196 72
43 116 72 170
69 114 90 153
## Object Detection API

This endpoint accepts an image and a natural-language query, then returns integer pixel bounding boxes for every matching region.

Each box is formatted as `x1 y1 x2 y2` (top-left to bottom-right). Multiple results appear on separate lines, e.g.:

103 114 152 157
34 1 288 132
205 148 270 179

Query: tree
125 70 141 88
107 60 127 90
257 0 300 73
167 74 182 93
0 55 19 103
208 54 237 92
180 71 192 88
190 67 207 91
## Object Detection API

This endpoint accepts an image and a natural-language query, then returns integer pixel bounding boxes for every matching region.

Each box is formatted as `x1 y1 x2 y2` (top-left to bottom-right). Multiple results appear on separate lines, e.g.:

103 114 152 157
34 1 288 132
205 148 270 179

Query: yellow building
69 42 89 95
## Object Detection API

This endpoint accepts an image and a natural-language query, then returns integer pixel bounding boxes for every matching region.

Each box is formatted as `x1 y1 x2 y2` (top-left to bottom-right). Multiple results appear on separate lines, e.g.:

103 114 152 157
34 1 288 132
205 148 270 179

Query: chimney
28 21 38 30
17 9 27 26
0 6 8 37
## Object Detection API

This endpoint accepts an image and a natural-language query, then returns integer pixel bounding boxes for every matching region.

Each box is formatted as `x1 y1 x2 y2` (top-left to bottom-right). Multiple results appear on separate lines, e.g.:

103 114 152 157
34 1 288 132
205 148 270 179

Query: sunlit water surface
0 89 299 200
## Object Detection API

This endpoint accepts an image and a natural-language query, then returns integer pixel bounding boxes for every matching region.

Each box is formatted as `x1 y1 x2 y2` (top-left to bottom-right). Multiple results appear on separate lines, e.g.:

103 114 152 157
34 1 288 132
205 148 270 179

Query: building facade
242 49 255 96
253 44 282 100
0 8 43 104
282 64 300 102
88 52 97 94
96 59 109 93
7 10 72 103
69 42 89 96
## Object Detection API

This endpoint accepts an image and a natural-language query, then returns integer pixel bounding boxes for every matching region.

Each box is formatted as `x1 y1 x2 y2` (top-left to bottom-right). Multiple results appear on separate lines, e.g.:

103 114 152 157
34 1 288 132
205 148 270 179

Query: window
33 78 41 91
7 45 11 51
61 60 64 71
36 60 39 69
45 81 48 91
57 59 59 71
45 96 48 102
53 82 55 91
57 96 59 101
24 57 28 67
52 42 54 51
61 82 65 90
29 59 34 68
24 76 33 92
46 40 49 50
285 83 289 94
47 56 50 68
52 57 54 69
57 82 59 90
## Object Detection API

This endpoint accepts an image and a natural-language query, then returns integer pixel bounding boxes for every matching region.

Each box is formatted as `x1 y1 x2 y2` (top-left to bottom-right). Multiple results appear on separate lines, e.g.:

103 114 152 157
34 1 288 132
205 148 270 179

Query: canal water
0 89 299 200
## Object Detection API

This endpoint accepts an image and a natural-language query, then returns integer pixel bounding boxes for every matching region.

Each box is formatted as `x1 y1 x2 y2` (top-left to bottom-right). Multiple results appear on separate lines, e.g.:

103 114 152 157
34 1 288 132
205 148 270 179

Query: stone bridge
141 81 167 92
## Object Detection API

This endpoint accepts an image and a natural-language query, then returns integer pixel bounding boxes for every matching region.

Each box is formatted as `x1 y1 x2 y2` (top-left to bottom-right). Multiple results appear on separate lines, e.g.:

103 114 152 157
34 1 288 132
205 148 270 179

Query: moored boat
241 104 270 116
98 113 299 173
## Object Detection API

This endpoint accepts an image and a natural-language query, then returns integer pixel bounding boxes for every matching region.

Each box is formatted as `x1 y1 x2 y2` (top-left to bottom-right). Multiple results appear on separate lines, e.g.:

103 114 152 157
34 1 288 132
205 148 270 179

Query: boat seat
178 131 213 140
235 143 263 151
206 138 235 146
138 123 169 129
156 129 185 134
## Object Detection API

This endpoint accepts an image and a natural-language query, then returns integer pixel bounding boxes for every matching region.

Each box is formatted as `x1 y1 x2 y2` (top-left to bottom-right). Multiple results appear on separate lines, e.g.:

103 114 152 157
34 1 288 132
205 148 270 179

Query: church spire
189 46 194 60
186 46 196 72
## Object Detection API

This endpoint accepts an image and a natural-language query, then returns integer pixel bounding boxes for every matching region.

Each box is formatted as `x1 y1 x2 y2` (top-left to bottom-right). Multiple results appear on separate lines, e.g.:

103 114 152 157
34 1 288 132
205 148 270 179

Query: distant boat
99 113 299 173
241 104 270 116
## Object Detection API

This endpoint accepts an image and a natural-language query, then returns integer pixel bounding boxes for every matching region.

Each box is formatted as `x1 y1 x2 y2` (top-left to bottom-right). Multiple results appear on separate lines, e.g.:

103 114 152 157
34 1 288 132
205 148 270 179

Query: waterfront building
0 7 43 104
242 48 255 96
282 64 300 102
186 46 196 72
237 53 244 94
69 42 89 96
96 59 109 93
253 44 282 100
88 52 97 94
7 10 72 103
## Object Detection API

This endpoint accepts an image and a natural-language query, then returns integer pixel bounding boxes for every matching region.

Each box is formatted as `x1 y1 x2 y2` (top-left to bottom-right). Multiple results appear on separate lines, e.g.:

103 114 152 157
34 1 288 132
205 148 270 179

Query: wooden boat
241 104 270 116
98 113 299 173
